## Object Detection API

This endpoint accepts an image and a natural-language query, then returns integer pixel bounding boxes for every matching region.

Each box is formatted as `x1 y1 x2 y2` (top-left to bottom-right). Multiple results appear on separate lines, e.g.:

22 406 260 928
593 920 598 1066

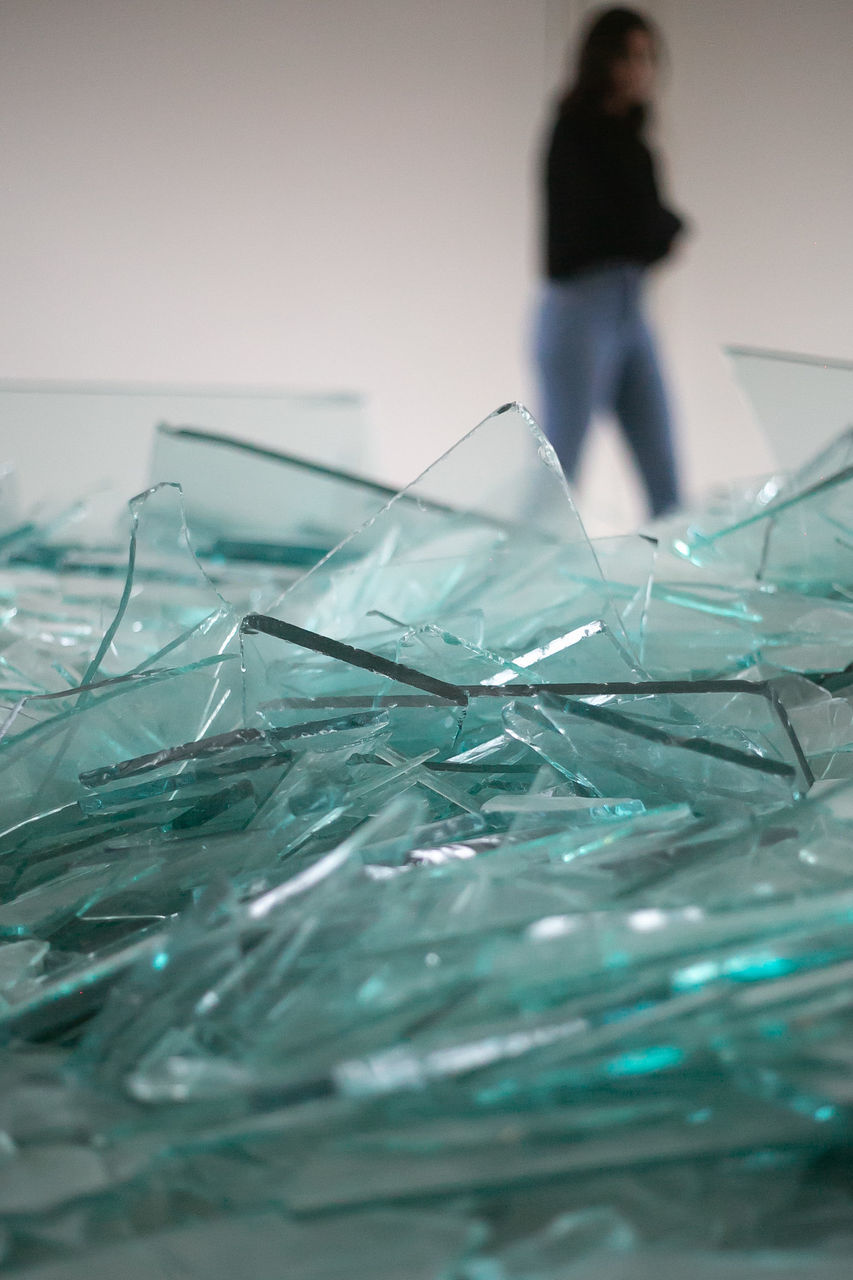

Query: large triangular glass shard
272 404 636 676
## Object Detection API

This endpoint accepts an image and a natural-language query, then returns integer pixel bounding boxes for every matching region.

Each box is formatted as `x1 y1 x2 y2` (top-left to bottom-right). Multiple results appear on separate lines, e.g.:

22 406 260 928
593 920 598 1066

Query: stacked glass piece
2 405 853 1277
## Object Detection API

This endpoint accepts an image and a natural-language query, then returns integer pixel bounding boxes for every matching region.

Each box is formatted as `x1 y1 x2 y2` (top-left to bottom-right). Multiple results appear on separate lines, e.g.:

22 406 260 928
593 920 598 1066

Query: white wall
1 1 852 529
0 0 549 502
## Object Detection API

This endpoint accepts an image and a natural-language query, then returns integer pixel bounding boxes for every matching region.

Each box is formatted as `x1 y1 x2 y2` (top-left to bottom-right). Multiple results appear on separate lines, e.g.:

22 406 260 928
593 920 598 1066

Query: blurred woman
534 6 686 518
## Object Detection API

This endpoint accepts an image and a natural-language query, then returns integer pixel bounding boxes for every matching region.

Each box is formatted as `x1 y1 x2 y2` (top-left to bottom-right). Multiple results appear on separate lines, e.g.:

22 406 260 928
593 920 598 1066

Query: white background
1 0 851 532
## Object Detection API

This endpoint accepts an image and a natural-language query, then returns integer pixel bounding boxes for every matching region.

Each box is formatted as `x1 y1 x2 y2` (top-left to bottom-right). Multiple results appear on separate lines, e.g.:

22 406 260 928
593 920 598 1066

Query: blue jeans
533 266 680 518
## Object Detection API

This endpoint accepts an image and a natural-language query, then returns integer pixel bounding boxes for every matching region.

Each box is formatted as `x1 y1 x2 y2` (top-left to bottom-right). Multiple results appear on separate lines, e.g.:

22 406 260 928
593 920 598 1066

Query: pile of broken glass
2 404 853 1278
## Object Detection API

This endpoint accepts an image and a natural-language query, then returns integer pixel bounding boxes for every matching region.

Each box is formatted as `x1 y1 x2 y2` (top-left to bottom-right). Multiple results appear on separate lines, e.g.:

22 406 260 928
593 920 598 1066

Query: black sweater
543 103 684 279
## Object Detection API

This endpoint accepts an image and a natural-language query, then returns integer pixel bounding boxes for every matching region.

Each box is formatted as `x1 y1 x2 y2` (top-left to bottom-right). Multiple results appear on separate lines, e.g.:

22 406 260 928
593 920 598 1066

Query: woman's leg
613 315 681 518
533 280 613 482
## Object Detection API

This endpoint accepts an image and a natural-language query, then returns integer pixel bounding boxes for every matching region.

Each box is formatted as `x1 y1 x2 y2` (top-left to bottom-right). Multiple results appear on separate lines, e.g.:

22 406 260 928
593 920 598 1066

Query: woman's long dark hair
560 6 660 126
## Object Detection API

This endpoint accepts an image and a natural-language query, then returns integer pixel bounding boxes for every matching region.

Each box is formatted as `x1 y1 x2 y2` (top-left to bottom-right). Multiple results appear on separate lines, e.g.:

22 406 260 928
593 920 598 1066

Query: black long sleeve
544 105 684 279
